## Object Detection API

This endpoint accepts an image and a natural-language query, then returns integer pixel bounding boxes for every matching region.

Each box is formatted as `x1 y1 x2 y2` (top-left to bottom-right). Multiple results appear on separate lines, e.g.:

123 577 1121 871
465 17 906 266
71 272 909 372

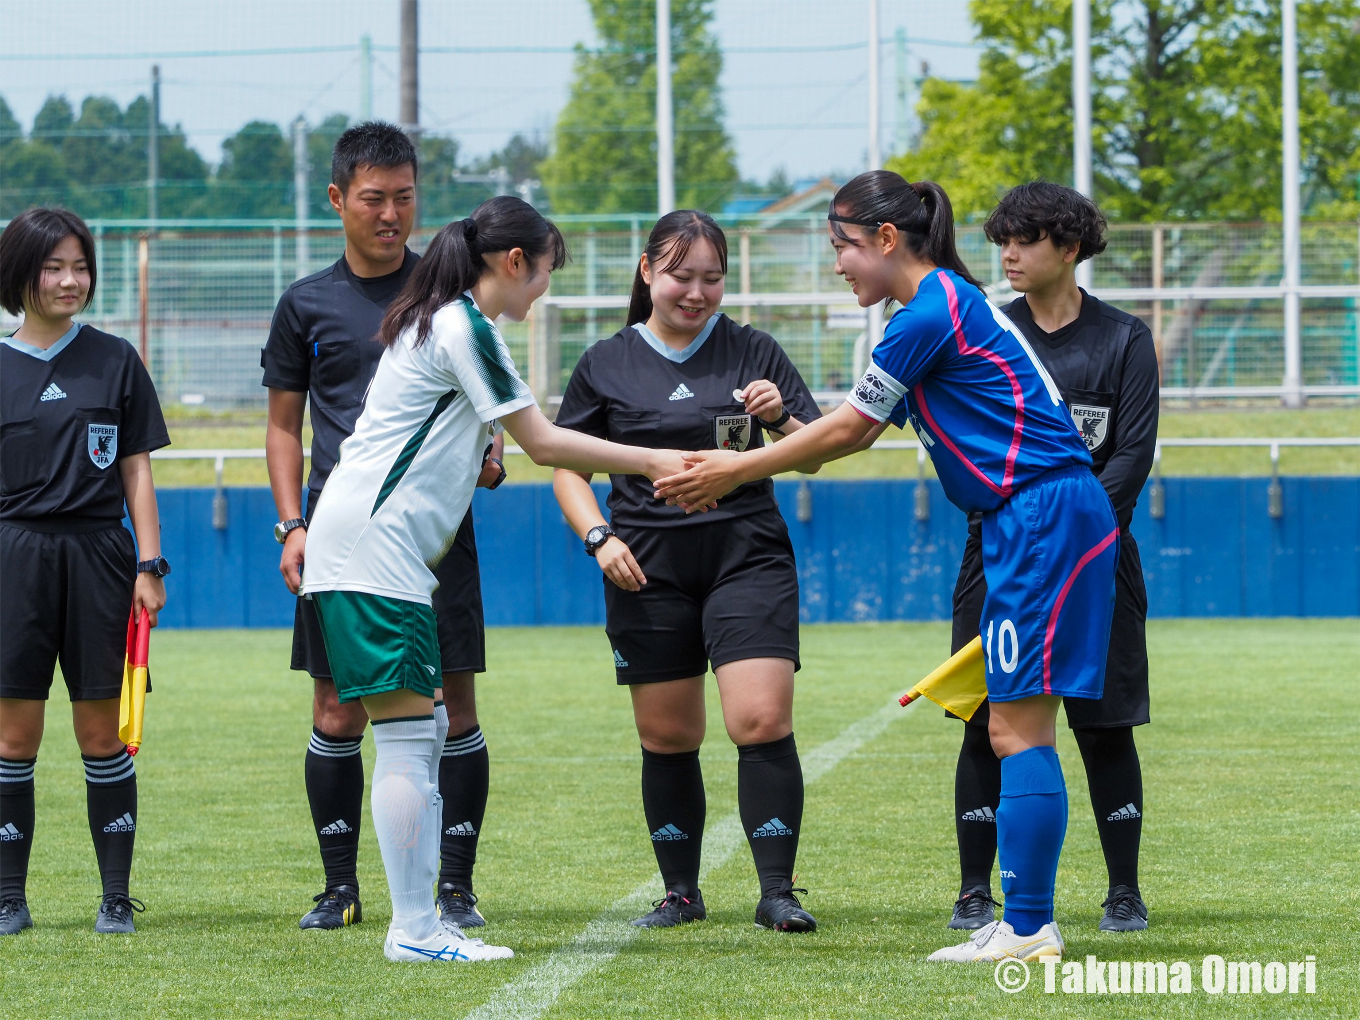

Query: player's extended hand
133 573 165 628
736 379 784 423
646 449 718 511
280 526 306 594
654 449 744 512
595 535 647 591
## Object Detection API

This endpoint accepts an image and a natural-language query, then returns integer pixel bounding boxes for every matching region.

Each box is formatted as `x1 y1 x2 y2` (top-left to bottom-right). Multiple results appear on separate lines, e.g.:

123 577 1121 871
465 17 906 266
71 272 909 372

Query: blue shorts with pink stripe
978 465 1119 702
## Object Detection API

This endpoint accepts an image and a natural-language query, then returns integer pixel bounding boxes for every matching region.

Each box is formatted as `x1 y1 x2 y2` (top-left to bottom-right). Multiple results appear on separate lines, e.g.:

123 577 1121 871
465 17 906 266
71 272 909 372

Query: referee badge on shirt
88 423 118 469
714 413 753 452
1068 404 1110 452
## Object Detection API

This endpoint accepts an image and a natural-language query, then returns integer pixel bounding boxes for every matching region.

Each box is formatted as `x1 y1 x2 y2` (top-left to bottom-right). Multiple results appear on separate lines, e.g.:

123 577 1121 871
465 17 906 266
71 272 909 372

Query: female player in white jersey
300 197 687 963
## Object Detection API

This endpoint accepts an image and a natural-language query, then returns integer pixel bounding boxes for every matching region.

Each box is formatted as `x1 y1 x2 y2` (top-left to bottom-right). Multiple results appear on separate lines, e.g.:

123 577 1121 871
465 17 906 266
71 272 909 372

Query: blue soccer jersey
847 269 1092 513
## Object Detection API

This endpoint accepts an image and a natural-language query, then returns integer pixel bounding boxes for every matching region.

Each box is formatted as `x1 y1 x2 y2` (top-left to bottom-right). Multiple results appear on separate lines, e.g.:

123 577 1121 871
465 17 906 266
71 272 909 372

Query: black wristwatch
584 524 616 557
137 556 171 578
485 456 507 490
274 518 306 544
758 409 792 435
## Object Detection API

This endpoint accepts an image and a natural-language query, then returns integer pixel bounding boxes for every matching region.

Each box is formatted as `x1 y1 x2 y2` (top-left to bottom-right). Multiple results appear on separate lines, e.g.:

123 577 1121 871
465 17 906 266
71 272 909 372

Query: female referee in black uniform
553 210 822 932
0 208 170 935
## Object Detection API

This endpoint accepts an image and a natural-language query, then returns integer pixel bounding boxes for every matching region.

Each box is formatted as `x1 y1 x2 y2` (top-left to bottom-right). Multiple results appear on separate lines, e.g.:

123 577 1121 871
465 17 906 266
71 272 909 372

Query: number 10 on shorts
985 618 1019 675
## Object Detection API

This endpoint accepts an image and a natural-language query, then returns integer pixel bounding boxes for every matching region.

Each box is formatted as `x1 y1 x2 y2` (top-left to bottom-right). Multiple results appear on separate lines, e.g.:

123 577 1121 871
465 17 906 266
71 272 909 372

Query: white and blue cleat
383 922 514 962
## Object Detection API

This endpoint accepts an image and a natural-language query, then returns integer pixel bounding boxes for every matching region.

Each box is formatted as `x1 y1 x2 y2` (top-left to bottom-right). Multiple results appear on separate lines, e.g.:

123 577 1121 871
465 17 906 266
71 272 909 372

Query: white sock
371 716 440 939
431 700 450 785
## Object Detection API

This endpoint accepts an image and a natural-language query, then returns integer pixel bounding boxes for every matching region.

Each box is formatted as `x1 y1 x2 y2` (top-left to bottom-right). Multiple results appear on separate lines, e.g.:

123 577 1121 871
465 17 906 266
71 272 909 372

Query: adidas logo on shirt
318 819 353 836
40 383 67 401
1107 802 1141 821
444 820 478 836
0 822 23 841
650 823 688 842
668 383 695 401
103 812 136 833
751 817 793 838
960 806 996 822
613 649 629 668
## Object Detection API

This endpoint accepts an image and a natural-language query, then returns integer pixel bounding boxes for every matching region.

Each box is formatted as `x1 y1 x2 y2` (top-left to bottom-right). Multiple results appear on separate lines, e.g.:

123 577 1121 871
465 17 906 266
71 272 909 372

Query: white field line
463 696 919 1020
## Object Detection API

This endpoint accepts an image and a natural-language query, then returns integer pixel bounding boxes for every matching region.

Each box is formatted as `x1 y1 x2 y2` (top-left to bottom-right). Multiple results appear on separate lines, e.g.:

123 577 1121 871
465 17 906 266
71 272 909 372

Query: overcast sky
1 0 979 182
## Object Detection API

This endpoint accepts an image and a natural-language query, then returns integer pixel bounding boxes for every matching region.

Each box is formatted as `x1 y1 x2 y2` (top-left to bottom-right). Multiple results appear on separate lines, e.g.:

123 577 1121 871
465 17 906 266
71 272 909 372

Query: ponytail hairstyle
627 209 729 326
379 195 567 349
828 170 984 290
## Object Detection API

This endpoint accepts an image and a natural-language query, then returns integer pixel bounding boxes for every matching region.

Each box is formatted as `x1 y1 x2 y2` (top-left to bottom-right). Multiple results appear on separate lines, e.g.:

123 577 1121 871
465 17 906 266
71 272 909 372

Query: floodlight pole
401 0 421 226
862 0 883 375
148 64 160 229
293 116 309 280
1072 0 1093 290
1281 0 1304 407
656 0 675 216
359 34 373 122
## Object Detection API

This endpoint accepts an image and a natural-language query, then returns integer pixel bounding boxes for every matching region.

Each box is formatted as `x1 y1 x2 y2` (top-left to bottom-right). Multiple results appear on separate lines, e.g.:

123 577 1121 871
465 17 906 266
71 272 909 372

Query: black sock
639 746 705 897
737 733 803 897
1073 726 1143 893
83 749 137 898
955 721 1002 893
305 728 364 891
438 726 489 889
0 756 36 901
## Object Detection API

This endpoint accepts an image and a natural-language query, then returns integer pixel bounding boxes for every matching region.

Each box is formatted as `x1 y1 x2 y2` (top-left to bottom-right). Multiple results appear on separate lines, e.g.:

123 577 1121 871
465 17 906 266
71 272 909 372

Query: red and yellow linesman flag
118 608 151 755
899 636 988 721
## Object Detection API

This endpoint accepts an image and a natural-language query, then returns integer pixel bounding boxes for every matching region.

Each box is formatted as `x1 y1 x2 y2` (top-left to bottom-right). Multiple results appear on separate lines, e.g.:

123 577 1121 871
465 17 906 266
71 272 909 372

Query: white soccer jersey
300 295 535 604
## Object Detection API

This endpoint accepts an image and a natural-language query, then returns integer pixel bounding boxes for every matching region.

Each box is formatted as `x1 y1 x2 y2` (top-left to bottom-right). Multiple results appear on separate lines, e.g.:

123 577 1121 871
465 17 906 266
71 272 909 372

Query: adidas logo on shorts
0 823 23 841
960 806 996 822
751 817 793 838
651 823 688 841
444 820 478 836
103 812 136 833
613 649 629 668
318 818 353 835
1107 802 1141 821
668 383 695 401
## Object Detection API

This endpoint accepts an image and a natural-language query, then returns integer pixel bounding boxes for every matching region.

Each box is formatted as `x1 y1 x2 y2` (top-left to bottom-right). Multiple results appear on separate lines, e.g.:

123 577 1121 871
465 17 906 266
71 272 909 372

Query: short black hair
0 207 97 316
331 121 419 195
983 181 1108 263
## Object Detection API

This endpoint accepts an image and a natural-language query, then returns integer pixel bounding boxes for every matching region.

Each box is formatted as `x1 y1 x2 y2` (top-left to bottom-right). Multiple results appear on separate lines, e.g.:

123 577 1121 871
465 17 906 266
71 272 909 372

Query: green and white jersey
301 294 535 604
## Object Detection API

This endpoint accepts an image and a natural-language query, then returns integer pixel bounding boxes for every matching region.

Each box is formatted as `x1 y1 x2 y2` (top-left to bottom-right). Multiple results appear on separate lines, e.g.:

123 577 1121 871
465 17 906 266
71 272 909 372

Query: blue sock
997 745 1068 937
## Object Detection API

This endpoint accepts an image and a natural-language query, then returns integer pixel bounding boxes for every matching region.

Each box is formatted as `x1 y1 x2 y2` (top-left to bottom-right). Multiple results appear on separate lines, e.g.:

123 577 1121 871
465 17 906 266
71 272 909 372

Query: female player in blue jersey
654 170 1119 963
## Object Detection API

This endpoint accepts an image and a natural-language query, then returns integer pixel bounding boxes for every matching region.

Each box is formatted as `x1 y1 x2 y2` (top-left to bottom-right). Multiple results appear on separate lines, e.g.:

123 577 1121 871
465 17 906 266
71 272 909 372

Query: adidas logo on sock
751 817 793 838
444 820 478 836
318 819 353 835
0 822 23 841
103 812 136 833
960 806 996 822
40 383 67 401
650 823 688 841
668 383 695 401
1107 802 1141 821
613 649 629 668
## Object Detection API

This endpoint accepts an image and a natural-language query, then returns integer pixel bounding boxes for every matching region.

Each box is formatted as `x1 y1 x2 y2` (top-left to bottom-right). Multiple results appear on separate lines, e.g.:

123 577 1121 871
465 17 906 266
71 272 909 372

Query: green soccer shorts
309 590 442 703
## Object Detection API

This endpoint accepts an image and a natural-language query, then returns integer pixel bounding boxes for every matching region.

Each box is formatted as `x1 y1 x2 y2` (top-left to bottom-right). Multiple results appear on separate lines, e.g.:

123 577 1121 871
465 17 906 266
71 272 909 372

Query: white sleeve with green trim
432 296 536 422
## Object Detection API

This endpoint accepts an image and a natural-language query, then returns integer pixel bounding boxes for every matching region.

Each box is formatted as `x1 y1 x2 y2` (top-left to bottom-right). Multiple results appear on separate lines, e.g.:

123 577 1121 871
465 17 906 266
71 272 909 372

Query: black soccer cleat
631 889 707 928
95 894 145 934
0 897 32 935
948 887 998 930
1099 885 1148 932
299 885 361 930
436 883 486 929
755 883 816 933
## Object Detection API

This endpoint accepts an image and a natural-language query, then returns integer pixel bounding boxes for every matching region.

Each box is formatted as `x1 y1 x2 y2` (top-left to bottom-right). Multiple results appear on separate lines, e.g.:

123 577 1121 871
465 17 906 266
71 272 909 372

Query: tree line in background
2 0 1358 224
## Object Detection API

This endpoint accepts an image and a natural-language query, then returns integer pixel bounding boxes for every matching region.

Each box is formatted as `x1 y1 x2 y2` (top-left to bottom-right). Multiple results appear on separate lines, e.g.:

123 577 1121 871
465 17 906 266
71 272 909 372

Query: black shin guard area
640 746 705 897
305 728 365 891
83 750 137 898
955 722 1002 892
0 757 36 900
1074 726 1144 893
737 733 803 897
439 725 490 888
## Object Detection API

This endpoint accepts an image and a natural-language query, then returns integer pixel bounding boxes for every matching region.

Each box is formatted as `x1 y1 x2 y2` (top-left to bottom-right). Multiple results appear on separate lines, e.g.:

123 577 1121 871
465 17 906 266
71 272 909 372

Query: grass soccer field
1 620 1355 1019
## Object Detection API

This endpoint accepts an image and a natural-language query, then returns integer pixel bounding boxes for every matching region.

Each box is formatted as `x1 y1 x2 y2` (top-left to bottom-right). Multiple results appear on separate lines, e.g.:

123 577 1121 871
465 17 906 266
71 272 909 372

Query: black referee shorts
0 523 136 701
950 515 1150 729
292 510 486 679
605 511 801 685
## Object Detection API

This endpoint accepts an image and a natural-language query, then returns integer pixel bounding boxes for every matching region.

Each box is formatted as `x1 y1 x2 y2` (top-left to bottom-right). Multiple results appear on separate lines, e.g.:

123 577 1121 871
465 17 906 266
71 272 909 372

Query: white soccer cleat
927 919 1064 963
383 923 514 962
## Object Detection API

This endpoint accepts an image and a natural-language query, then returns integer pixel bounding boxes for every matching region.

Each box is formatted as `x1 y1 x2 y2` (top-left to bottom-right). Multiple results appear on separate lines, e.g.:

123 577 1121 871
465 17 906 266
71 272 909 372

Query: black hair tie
462 217 479 246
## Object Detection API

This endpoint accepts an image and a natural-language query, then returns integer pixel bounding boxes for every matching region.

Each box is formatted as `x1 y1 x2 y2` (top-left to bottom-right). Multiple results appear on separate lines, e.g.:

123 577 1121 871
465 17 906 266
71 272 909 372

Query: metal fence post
1152 224 1164 375
137 234 150 365
740 228 752 324
272 223 283 301
585 228 597 346
809 218 822 388
293 117 309 280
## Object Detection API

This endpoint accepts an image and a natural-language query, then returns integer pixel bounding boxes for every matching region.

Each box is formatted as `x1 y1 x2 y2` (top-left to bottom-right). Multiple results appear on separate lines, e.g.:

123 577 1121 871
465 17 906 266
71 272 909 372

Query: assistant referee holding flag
0 208 170 936
945 182 1159 934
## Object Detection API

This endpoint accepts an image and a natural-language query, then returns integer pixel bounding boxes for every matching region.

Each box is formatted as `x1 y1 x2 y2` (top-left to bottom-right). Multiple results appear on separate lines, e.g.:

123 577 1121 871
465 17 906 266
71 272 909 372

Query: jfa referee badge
88 423 118 469
714 413 753 452
1068 404 1110 452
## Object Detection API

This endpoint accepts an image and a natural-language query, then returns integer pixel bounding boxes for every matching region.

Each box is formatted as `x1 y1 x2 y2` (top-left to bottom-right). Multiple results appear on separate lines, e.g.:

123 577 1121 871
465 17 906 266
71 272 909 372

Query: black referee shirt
1 323 169 530
556 313 821 528
1004 290 1159 529
260 250 418 500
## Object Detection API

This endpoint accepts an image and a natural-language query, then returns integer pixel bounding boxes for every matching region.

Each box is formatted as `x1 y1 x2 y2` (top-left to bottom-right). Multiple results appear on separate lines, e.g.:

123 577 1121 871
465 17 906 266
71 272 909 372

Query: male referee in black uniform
946 182 1159 933
263 123 504 931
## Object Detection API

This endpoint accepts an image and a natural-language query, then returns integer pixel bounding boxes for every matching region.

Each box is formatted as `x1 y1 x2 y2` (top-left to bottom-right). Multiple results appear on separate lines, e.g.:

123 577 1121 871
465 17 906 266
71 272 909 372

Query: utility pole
1072 0 1093 290
400 0 421 225
1281 0 1303 407
863 0 883 377
894 27 912 157
359 34 373 122
148 65 160 228
293 116 309 280
656 0 675 216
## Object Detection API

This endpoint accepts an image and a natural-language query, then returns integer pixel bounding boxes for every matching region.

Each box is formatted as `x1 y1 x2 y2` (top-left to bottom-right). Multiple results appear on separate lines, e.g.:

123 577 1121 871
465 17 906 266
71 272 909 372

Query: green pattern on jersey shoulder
459 295 521 405
372 388 459 515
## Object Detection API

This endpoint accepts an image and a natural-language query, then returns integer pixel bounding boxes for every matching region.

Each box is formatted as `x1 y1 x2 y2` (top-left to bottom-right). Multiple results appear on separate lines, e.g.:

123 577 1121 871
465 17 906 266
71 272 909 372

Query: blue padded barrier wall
149 477 1360 629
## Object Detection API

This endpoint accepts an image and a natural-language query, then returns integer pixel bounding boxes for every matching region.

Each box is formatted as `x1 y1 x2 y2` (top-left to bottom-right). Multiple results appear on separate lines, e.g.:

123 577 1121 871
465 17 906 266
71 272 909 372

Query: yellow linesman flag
118 608 151 755
899 635 988 721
